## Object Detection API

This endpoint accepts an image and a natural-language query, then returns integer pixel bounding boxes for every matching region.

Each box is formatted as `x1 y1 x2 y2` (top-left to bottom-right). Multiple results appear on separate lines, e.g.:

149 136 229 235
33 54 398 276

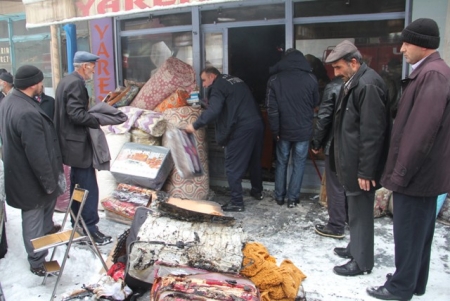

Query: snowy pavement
0 187 449 301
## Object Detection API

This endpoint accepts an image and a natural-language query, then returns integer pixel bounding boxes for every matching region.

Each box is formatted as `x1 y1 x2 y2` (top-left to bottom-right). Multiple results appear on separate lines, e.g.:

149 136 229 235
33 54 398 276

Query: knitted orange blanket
240 242 307 301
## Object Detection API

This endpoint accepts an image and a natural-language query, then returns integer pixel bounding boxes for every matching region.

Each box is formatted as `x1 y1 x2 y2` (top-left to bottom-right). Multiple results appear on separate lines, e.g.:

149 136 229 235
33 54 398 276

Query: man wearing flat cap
0 71 14 103
0 65 64 276
324 40 390 277
367 18 450 301
55 51 112 245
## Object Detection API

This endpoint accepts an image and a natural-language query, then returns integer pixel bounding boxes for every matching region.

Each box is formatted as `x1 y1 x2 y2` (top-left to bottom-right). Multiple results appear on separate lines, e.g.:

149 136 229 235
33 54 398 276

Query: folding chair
30 185 108 301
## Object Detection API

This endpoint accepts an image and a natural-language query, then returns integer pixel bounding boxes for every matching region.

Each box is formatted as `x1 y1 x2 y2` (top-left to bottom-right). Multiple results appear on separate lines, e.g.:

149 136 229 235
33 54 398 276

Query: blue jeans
274 140 309 201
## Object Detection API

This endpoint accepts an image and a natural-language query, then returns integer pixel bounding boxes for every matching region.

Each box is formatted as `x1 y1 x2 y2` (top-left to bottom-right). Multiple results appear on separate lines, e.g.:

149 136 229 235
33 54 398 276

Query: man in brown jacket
367 18 450 301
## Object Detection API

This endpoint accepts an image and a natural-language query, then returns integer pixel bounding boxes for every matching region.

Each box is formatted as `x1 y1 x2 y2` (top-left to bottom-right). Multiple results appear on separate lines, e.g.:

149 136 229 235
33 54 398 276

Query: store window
121 31 193 83
294 0 405 17
15 40 52 87
201 4 285 24
121 13 192 31
295 19 404 77
204 32 223 72
12 19 49 36
0 20 9 39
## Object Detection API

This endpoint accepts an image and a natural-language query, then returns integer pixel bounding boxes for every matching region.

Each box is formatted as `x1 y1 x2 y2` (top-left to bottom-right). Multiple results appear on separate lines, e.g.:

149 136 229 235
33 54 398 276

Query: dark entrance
228 25 285 181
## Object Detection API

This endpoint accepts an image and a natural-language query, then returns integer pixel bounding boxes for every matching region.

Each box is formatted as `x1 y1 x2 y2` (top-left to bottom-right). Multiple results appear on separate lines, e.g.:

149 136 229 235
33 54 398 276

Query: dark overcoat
0 89 63 210
332 63 391 193
54 72 99 168
381 52 450 196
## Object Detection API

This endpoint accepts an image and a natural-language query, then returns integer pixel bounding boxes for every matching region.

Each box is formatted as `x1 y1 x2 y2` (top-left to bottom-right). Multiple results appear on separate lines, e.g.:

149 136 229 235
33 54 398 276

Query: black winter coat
311 77 343 155
266 51 319 141
55 72 100 168
0 89 63 210
193 74 262 146
332 63 391 193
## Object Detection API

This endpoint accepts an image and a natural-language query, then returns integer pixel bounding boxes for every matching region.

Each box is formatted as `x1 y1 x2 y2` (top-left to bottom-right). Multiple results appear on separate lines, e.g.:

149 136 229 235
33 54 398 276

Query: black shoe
45 224 61 235
287 200 297 208
333 247 352 259
91 230 112 246
385 273 424 296
30 265 47 277
250 191 264 200
275 199 284 206
315 224 344 239
221 202 245 212
333 259 371 276
366 286 410 300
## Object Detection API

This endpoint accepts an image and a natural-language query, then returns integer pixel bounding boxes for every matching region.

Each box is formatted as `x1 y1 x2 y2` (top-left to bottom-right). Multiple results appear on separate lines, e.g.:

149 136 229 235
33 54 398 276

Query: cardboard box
110 142 173 190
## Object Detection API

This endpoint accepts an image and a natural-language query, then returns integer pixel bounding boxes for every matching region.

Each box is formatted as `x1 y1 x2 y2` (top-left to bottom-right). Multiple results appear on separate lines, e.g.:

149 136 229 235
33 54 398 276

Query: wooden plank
43 260 60 273
31 230 84 252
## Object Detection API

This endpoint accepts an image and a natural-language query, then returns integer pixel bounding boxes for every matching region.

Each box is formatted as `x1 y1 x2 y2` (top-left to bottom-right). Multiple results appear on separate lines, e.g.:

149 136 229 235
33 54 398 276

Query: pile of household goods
61 197 307 301
372 188 450 223
56 57 209 224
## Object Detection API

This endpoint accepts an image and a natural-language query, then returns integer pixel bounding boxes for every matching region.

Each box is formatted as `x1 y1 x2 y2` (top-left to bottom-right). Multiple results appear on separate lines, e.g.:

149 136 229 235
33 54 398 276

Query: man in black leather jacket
186 67 264 212
311 77 347 239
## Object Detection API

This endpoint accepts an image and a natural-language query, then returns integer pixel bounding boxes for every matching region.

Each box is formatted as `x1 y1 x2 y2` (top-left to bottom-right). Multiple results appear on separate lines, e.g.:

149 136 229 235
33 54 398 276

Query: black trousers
224 120 264 205
346 190 375 271
70 166 100 234
325 155 347 233
385 192 436 300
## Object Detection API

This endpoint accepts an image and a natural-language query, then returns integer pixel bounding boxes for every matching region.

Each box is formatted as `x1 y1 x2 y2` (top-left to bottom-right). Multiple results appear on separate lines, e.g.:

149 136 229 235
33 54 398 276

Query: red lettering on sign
98 77 111 94
98 0 120 14
125 0 151 10
97 59 111 76
97 43 110 58
76 0 96 17
95 24 109 40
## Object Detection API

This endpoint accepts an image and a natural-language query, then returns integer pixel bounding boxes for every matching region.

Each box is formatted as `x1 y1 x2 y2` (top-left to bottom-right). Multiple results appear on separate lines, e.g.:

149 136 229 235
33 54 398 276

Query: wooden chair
30 185 108 301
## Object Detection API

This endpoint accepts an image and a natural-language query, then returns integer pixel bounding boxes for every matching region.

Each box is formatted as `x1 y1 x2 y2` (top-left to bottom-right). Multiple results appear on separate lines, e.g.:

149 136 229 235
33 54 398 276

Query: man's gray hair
73 62 83 70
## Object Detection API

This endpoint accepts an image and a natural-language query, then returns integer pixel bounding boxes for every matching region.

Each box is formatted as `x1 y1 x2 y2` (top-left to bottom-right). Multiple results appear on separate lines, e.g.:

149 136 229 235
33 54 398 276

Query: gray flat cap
73 51 100 63
325 40 358 63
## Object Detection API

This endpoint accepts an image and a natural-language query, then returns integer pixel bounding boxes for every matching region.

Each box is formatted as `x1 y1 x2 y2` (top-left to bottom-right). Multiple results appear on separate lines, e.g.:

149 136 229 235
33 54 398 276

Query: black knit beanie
401 18 440 49
14 65 44 89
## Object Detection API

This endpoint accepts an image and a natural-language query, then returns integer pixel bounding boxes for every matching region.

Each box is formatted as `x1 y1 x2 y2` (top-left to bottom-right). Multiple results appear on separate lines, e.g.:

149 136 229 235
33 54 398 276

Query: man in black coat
185 67 264 212
311 77 347 239
325 40 390 276
266 49 319 208
55 51 112 245
0 65 64 276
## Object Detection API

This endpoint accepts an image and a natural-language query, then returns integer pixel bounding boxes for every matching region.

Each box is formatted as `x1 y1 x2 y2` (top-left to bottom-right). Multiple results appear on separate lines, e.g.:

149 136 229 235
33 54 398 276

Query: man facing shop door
265 49 320 208
185 67 264 212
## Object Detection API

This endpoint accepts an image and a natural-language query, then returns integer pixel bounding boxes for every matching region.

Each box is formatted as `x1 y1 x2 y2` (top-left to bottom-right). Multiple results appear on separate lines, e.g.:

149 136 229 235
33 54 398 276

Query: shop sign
0 47 10 64
76 0 237 17
90 18 116 102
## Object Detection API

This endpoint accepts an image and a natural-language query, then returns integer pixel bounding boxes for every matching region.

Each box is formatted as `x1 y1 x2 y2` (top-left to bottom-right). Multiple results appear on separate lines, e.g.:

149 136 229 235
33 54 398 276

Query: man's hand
358 178 376 191
184 124 196 133
311 148 320 155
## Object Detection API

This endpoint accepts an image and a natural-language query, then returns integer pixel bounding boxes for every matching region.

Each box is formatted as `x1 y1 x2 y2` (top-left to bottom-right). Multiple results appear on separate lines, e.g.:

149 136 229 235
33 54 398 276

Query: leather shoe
366 286 410 300
275 199 284 206
385 273 424 296
315 224 344 239
250 191 264 200
287 200 297 208
333 259 371 276
333 247 352 259
45 224 62 235
221 202 244 212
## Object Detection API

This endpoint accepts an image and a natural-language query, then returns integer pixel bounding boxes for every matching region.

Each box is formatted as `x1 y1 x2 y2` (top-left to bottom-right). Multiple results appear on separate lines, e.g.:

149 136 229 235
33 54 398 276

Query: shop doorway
228 25 285 182
228 25 285 104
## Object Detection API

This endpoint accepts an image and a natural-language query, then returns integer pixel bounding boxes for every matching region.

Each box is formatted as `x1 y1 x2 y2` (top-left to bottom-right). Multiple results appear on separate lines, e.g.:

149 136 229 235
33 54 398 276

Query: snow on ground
0 190 449 301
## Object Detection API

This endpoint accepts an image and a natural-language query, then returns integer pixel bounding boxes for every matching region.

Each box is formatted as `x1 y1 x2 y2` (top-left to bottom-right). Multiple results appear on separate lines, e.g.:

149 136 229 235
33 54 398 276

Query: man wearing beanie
54 51 112 246
324 40 390 277
367 18 450 301
0 71 14 103
0 65 64 276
